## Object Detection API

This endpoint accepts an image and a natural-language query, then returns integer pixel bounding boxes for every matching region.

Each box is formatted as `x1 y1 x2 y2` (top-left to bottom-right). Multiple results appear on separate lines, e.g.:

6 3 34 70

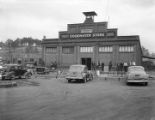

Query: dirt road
0 76 155 120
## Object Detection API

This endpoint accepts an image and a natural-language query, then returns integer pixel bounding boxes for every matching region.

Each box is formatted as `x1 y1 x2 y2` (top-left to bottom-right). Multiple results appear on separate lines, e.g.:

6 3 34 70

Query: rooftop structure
83 11 97 24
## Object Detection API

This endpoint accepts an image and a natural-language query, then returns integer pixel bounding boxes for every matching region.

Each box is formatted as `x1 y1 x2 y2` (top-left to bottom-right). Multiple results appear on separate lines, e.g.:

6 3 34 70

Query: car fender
24 71 32 77
6 72 14 77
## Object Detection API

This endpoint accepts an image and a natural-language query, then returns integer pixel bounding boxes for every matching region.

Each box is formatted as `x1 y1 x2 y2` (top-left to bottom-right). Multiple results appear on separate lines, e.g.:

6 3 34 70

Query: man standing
101 62 104 71
124 62 128 72
109 61 112 71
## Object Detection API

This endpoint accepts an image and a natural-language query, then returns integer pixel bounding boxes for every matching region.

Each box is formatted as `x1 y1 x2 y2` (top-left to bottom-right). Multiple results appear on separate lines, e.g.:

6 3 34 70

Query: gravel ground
0 74 155 120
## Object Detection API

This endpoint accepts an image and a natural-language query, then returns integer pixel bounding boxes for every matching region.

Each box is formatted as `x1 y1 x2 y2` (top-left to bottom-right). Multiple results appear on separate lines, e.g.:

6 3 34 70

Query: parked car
26 63 35 75
1 64 32 80
50 62 57 72
125 66 149 86
66 64 93 83
36 67 50 74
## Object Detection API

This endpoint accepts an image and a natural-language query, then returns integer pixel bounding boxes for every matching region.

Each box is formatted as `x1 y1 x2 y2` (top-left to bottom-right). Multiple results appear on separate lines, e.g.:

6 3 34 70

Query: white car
125 66 149 86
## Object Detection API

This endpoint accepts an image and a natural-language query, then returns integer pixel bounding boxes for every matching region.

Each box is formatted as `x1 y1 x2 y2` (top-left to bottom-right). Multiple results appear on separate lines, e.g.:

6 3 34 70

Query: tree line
0 37 42 48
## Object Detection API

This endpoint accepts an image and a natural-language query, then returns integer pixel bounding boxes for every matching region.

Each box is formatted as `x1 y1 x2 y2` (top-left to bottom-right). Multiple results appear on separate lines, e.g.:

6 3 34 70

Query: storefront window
80 47 93 53
99 46 113 52
46 47 57 53
62 47 74 54
119 46 134 52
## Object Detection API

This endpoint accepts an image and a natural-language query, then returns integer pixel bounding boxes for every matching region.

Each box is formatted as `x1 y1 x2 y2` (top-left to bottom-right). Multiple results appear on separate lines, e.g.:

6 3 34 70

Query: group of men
91 61 112 71
117 61 136 72
91 61 136 72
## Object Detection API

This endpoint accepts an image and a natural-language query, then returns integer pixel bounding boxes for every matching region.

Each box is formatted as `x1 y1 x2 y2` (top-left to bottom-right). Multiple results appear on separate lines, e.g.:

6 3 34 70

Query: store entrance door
81 58 91 70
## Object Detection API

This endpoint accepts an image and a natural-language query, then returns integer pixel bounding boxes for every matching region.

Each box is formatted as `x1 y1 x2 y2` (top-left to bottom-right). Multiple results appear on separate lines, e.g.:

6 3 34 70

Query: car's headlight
81 72 86 77
127 75 133 79
142 75 149 79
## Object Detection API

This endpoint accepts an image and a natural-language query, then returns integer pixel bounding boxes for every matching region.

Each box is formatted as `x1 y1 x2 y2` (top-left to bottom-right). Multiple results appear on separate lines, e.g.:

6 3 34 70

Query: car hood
68 71 81 74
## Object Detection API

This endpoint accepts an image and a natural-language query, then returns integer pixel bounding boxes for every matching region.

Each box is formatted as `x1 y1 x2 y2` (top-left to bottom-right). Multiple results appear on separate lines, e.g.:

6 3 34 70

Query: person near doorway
116 63 120 75
123 62 128 72
91 62 95 71
56 69 61 79
98 61 101 70
120 62 123 71
109 61 112 71
101 62 104 71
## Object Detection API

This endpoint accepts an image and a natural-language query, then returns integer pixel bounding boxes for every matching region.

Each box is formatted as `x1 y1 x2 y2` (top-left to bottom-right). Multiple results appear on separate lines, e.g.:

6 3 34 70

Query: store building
42 11 142 70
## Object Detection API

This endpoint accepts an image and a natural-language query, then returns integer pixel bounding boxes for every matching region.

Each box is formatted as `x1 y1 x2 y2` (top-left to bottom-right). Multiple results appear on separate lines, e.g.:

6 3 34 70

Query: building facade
42 12 142 69
0 43 42 65
12 45 42 65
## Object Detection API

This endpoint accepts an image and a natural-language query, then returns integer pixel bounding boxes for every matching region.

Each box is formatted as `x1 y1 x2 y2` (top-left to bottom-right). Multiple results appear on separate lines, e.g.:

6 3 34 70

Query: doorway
81 58 91 70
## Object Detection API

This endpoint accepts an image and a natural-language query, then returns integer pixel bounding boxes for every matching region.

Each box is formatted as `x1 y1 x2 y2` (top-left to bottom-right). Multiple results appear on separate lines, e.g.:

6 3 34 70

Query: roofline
83 11 97 16
42 39 140 45
67 21 108 26
143 55 155 59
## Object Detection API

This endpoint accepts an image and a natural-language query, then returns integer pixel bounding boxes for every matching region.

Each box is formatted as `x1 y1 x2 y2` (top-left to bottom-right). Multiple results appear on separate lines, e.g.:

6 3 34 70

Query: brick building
12 44 42 65
42 11 142 69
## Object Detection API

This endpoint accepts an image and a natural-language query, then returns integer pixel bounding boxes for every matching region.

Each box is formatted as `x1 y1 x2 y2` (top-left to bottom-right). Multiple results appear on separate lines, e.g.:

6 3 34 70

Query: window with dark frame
119 46 134 52
99 46 113 52
80 46 93 53
46 47 57 53
62 47 74 54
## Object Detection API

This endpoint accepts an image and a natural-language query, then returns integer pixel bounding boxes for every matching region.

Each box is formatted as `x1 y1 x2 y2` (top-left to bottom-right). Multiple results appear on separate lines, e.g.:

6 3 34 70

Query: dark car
65 64 93 83
36 67 50 74
2 64 32 80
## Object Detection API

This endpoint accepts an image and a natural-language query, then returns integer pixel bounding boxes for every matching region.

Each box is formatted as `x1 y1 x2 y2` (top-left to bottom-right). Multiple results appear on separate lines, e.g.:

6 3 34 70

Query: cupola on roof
83 11 97 24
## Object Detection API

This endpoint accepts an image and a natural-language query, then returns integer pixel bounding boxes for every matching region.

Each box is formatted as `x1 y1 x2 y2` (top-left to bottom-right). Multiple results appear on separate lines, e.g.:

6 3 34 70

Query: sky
0 0 155 52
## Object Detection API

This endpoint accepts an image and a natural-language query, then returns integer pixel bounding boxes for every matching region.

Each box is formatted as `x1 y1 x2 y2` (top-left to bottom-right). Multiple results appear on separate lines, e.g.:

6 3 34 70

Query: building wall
67 22 108 33
45 53 57 66
98 53 113 65
43 39 142 67
12 46 42 65
42 13 142 68
62 54 75 66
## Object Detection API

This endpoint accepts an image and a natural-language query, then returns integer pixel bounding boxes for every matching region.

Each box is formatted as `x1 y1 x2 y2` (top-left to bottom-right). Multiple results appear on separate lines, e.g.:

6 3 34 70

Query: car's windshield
36 67 45 72
69 66 84 72
5 66 15 72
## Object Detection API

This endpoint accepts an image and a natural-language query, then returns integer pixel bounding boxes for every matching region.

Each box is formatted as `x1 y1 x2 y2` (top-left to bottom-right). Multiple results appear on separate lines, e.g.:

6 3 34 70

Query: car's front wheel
68 79 71 83
144 82 148 86
126 82 129 85
25 73 32 79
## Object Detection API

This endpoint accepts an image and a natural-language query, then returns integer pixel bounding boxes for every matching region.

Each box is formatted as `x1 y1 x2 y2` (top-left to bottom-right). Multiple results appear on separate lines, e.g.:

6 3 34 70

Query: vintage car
25 63 36 75
66 64 93 83
1 64 32 80
125 66 149 85
36 67 50 74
